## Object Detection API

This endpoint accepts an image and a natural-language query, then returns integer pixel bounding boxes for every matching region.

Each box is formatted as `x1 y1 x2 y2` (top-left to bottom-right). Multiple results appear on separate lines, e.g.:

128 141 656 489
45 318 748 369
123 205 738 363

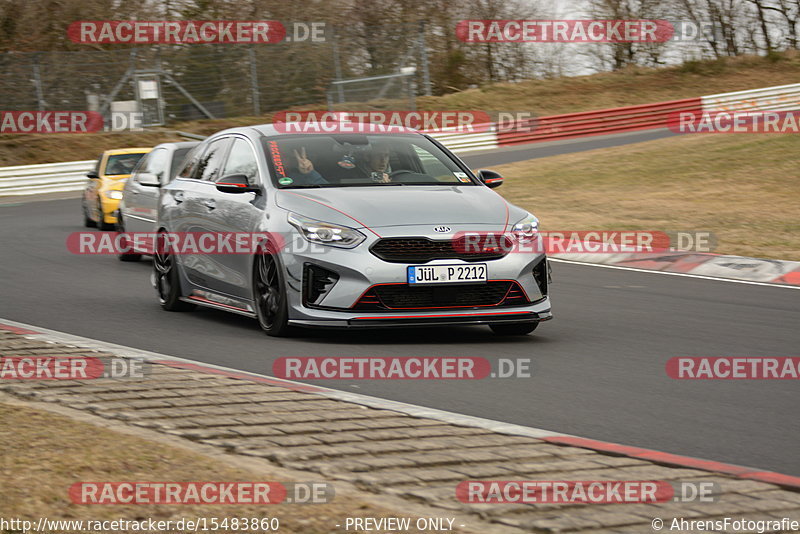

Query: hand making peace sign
293 147 314 174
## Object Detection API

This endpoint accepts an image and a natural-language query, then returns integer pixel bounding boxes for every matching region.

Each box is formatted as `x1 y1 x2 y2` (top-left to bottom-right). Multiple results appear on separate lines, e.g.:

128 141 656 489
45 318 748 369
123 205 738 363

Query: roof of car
103 147 153 156
151 141 201 150
206 124 424 138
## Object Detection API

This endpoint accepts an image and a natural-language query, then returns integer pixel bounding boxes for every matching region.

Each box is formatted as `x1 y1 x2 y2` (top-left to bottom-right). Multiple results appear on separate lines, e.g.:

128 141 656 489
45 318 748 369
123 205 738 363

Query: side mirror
86 171 99 179
477 169 504 189
216 174 260 194
137 172 161 187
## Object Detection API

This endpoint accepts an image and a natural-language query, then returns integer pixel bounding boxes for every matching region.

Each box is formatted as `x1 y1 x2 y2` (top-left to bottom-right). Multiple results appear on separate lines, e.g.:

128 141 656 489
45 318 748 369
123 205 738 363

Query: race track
1 131 797 476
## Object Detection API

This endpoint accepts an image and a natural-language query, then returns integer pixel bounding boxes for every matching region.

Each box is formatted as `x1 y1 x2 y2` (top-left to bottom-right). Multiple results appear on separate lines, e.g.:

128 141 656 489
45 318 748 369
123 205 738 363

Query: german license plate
407 264 487 284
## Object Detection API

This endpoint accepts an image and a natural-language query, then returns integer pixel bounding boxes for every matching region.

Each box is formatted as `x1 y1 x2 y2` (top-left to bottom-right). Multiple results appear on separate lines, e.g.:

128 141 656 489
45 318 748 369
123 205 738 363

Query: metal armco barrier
0 160 95 196
496 98 703 147
426 123 498 153
702 82 800 112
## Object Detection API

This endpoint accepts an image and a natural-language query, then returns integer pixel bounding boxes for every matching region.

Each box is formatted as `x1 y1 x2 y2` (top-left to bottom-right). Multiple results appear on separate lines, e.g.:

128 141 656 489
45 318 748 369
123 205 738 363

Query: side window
197 138 230 182
145 148 169 183
221 138 259 183
177 145 204 179
169 147 193 182
131 153 149 179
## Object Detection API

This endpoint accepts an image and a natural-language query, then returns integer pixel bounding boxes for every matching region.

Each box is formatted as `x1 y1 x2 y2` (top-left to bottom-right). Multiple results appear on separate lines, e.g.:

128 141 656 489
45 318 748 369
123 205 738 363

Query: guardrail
1 82 798 196
427 123 498 153
0 160 95 196
496 98 703 147
702 82 800 112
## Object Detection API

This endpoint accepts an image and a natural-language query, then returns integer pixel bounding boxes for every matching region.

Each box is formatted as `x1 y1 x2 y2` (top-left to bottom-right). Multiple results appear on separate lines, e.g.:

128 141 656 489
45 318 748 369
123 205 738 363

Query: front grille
353 281 529 311
370 236 510 263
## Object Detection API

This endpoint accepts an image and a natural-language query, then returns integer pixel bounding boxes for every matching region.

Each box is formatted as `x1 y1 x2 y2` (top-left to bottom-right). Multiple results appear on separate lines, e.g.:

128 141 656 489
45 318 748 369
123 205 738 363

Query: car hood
276 185 515 230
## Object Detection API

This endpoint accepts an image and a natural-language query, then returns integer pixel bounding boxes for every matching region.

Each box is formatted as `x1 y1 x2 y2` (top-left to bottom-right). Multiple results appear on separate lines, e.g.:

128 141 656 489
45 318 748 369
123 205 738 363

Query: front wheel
253 253 293 337
82 199 97 228
490 322 539 336
153 232 194 311
96 199 114 231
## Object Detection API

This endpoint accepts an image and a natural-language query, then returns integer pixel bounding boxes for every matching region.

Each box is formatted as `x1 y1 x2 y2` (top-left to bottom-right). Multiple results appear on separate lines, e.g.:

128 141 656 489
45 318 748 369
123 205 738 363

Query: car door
123 148 168 235
199 136 265 300
173 137 233 292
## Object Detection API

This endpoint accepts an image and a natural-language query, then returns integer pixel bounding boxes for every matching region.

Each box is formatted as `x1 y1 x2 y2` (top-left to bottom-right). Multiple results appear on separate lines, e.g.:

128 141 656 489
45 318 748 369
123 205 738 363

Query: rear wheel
490 322 539 336
253 253 294 337
153 232 194 311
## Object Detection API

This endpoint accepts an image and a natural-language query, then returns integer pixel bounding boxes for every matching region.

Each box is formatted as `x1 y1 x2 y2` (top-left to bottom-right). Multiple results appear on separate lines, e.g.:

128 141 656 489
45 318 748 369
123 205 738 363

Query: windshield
262 134 476 188
104 153 148 176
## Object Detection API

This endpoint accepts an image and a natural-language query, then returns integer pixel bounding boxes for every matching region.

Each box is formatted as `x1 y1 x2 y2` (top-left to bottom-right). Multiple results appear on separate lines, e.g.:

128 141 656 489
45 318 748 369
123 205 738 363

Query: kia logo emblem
433 226 451 233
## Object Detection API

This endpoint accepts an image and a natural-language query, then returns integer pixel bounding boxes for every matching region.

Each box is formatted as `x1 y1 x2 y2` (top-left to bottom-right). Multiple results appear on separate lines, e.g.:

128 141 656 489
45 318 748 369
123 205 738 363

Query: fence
0 22 431 126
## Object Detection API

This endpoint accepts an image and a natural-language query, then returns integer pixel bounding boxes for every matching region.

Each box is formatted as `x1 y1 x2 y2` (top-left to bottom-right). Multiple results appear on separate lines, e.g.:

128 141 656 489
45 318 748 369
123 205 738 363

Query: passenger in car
290 146 327 185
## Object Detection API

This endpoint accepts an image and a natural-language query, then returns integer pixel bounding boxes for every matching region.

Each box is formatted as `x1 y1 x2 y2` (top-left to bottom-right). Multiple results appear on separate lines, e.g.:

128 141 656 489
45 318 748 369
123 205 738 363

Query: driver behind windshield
357 141 391 183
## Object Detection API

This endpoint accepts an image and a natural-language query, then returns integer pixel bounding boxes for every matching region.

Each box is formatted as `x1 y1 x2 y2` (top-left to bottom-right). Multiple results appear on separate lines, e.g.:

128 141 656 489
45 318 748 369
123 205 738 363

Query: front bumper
288 306 553 329
279 226 551 329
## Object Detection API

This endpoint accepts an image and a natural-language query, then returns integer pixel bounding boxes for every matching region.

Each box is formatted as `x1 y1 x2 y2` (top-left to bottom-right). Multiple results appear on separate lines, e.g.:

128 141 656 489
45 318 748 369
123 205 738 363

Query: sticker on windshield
278 177 294 185
454 172 471 183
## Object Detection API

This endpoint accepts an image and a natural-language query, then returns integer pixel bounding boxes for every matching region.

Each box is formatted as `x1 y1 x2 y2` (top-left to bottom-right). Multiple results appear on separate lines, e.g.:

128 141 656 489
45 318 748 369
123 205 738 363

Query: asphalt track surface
1 130 798 476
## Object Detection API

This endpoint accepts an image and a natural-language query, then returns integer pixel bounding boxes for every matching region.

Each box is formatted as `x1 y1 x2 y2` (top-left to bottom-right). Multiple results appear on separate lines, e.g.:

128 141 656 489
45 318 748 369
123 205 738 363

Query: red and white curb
549 253 800 289
2 317 799 491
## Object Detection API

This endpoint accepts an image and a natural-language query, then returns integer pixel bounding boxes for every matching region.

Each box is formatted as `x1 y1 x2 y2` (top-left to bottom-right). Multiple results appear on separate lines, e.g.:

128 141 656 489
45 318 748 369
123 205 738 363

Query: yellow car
82 147 151 230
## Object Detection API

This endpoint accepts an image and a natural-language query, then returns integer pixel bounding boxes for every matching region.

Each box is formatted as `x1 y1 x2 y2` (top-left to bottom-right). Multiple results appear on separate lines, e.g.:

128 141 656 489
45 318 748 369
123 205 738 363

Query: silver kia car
154 124 552 336
117 141 199 261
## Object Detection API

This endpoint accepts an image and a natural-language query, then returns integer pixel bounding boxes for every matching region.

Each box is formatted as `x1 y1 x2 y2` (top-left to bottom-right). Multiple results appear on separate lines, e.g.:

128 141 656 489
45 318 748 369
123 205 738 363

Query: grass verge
0 401 454 533
494 133 800 261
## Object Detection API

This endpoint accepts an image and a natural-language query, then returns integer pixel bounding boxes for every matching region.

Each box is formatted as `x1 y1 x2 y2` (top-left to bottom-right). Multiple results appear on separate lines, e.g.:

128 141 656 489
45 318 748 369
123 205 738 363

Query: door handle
201 198 216 210
173 191 184 204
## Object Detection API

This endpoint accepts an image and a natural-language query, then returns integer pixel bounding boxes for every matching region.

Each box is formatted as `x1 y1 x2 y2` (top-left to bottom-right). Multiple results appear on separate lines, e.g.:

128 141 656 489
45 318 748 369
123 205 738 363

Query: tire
153 232 195 311
82 199 97 228
96 199 114 231
115 216 141 262
490 322 539 336
253 252 294 337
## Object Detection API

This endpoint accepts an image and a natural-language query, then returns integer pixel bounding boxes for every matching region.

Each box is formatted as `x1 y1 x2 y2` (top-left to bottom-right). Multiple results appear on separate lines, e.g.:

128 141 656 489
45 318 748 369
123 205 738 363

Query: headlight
105 190 124 200
511 213 539 242
288 213 366 249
